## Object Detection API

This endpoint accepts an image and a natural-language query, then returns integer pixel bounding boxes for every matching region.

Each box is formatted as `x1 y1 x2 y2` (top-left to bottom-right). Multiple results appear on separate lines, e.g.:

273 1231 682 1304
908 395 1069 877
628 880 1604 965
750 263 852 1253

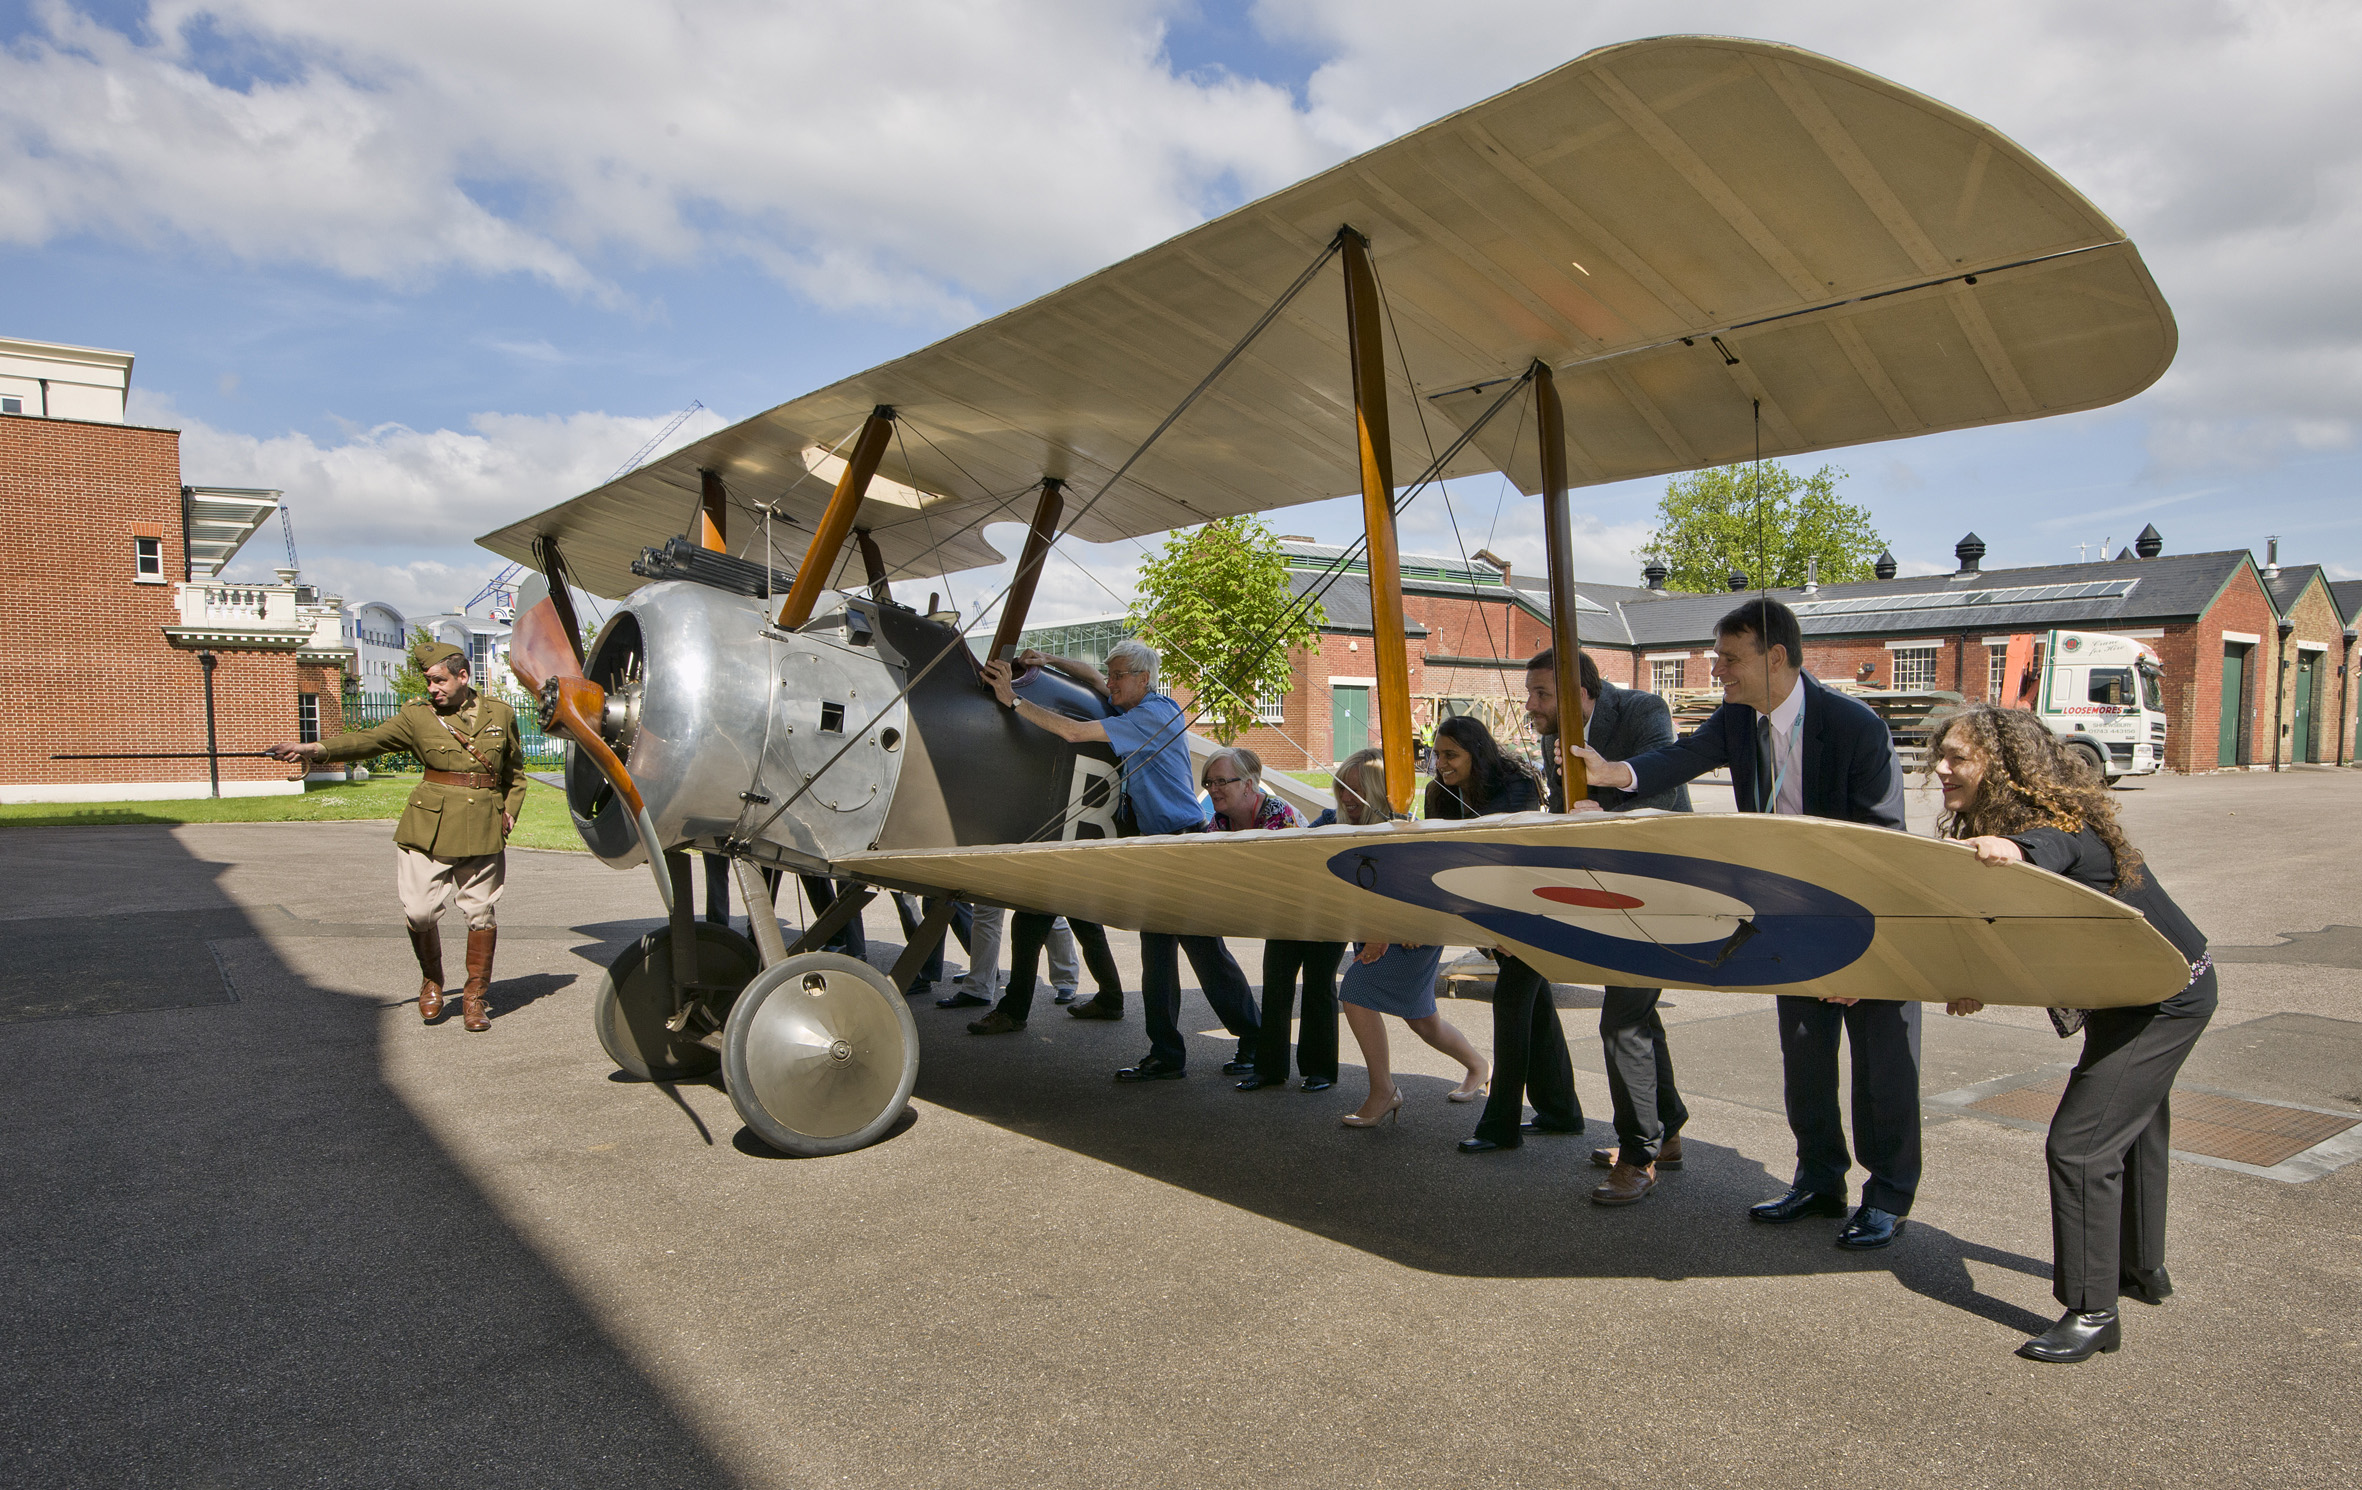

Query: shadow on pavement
0 828 737 1489
903 976 2053 1315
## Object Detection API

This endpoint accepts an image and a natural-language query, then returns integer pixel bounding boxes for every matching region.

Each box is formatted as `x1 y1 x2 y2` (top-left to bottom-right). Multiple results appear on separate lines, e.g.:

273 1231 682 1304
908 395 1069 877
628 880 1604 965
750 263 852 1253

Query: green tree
1642 463 1886 593
1126 515 1323 745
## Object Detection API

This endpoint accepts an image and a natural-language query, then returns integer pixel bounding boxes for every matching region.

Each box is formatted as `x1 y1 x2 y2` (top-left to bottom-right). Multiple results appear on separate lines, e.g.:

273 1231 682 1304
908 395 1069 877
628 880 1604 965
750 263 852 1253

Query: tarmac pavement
3 768 2359 1488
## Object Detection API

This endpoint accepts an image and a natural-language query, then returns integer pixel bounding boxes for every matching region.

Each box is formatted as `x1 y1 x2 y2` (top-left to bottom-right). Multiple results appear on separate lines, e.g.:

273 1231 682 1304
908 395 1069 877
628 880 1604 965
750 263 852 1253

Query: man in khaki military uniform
268 641 527 1031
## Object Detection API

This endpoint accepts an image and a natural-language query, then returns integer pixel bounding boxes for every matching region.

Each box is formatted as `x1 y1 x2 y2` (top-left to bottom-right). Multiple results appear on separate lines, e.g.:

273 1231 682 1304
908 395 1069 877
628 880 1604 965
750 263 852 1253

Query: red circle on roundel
1532 885 1645 910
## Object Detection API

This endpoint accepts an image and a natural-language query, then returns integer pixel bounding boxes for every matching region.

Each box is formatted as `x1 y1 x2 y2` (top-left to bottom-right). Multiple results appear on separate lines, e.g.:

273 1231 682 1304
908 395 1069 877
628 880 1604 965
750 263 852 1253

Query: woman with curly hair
1931 703 2213 1364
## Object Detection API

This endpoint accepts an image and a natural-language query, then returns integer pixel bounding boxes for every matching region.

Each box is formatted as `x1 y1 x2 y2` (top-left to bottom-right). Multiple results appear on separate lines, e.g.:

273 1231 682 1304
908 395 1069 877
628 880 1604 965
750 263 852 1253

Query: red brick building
1 368 353 803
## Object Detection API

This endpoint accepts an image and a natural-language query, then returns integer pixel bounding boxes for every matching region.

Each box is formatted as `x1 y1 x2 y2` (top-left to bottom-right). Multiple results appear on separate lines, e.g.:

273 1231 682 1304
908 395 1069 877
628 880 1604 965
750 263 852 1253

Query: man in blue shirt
985 638 1261 1080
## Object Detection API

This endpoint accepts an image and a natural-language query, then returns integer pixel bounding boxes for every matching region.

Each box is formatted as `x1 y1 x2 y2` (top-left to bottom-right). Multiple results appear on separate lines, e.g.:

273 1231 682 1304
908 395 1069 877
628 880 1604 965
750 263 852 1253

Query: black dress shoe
1115 1057 1185 1082
1234 1074 1286 1091
1519 1118 1584 1135
2017 1309 2121 1362
1067 999 1123 1020
1748 1188 1848 1224
935 990 991 1009
1220 1058 1256 1076
1835 1205 1905 1250
1300 1077 1335 1092
2120 1267 2173 1306
1458 1137 1520 1154
905 980 934 998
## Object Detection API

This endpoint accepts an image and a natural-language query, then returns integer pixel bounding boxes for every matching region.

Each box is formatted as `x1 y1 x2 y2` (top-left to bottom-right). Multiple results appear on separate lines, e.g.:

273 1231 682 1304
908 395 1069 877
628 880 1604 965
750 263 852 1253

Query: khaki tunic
317 693 529 858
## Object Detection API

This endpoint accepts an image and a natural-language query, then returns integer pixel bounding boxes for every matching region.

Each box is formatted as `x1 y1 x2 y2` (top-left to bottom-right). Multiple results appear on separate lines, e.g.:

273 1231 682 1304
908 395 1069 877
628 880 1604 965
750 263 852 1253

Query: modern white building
0 335 132 423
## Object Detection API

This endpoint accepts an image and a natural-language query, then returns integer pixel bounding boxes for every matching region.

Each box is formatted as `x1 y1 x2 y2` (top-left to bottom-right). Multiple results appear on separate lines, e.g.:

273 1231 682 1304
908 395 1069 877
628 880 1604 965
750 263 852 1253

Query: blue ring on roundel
1327 842 1874 986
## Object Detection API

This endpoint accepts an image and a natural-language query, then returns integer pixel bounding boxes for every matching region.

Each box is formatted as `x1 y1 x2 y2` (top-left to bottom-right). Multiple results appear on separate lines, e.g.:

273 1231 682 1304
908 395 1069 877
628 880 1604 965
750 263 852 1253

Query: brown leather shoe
461 927 496 1032
1589 1131 1684 1170
1591 1161 1656 1207
410 925 446 1022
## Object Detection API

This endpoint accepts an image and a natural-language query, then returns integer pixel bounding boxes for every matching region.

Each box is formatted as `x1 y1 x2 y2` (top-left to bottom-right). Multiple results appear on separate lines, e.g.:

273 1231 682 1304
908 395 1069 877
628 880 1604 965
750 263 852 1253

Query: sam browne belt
424 768 499 790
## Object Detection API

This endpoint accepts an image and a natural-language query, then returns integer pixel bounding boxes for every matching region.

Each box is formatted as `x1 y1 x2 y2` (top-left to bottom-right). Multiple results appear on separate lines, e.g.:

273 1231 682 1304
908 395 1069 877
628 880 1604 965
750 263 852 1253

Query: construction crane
465 564 523 621
280 505 300 571
607 399 706 483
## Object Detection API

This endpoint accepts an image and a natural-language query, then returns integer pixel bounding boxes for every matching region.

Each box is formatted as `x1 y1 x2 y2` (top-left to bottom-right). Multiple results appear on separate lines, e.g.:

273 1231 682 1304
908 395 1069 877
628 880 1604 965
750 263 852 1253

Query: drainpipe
198 651 222 798
2272 618 2293 772
2341 627 2358 768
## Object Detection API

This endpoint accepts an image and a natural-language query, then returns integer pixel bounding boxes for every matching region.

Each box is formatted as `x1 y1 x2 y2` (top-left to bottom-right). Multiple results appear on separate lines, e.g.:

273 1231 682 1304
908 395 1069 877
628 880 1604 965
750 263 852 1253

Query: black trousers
994 911 1122 1023
1141 933 1259 1069
1776 995 1922 1215
1254 940 1345 1083
1474 954 1580 1143
1601 986 1687 1166
2048 994 2212 1310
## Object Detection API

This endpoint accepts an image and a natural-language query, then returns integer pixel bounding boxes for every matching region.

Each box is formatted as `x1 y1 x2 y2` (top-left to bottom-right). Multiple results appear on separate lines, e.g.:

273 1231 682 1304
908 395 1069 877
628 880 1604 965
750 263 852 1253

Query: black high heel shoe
2016 1309 2120 1363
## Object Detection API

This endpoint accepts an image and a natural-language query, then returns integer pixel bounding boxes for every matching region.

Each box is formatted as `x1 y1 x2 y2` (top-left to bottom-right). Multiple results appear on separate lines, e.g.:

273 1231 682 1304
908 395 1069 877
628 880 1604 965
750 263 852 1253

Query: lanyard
1759 698 1804 813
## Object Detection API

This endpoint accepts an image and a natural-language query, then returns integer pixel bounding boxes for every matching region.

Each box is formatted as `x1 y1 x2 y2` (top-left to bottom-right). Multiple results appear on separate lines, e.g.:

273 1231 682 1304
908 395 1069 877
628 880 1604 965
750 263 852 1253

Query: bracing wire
737 233 1348 846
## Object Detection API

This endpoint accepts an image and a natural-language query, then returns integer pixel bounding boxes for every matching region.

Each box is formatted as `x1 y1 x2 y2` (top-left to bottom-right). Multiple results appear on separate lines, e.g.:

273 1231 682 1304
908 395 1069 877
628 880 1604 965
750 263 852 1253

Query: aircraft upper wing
839 811 2191 1009
481 35 2175 599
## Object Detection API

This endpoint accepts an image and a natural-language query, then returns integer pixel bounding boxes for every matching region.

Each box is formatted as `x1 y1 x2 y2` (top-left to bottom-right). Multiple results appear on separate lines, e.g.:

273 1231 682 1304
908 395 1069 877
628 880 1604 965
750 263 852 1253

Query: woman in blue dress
1331 749 1491 1126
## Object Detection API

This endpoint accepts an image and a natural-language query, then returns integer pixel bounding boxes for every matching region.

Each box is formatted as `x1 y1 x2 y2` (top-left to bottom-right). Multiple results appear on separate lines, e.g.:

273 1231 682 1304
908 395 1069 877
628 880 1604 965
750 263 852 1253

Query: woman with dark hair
1332 749 1490 1125
1932 704 2213 1363
1424 713 1543 819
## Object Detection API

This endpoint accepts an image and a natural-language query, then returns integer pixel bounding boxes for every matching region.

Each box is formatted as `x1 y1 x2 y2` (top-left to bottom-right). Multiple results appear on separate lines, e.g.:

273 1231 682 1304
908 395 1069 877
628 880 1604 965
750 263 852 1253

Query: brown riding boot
410 925 446 1022
462 927 496 1032
1591 1161 1657 1207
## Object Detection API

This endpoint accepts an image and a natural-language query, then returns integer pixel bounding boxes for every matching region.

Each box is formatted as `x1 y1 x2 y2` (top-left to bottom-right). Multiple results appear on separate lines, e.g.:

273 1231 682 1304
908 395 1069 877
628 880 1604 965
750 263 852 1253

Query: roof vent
1641 557 1668 591
1874 550 1898 581
2116 547 2135 561
1955 533 1985 573
1726 569 1750 592
1471 547 1511 581
2264 536 2280 580
2135 523 2162 559
1803 555 1819 595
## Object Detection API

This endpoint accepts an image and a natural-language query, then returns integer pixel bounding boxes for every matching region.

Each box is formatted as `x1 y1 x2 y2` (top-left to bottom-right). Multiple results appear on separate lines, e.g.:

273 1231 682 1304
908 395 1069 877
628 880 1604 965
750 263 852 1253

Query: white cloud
1255 0 2362 471
0 1 1325 310
133 389 724 608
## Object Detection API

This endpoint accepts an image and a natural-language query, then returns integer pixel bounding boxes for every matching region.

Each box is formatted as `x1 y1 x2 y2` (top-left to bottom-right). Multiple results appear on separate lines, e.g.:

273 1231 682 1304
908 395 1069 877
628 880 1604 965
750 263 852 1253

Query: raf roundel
1328 843 1876 987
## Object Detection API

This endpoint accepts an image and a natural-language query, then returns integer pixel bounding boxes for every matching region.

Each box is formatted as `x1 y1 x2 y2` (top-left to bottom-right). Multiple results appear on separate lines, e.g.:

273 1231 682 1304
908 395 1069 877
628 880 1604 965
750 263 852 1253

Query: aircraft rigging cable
735 232 1350 847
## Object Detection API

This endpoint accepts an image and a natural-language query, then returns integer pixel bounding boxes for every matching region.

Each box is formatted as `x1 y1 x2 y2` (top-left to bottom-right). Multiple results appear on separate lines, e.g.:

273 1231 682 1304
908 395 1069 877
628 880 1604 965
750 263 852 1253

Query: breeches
396 846 503 932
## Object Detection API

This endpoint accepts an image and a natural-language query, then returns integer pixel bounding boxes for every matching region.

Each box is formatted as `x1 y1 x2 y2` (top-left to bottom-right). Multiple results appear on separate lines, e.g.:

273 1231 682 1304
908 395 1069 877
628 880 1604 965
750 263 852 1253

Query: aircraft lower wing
840 812 2188 1009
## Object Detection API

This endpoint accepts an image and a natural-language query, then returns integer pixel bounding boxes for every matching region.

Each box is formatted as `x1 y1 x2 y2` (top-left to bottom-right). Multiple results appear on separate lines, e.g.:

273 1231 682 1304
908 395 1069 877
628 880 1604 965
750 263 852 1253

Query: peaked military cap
414 640 469 673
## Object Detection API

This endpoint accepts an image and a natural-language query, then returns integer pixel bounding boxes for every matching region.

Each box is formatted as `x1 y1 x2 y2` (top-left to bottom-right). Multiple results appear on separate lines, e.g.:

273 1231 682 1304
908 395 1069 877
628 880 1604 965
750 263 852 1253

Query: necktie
1757 716 1776 813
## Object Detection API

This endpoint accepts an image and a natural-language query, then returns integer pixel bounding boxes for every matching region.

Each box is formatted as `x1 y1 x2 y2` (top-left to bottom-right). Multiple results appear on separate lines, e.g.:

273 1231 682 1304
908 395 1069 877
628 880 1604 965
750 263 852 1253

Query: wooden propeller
510 594 673 909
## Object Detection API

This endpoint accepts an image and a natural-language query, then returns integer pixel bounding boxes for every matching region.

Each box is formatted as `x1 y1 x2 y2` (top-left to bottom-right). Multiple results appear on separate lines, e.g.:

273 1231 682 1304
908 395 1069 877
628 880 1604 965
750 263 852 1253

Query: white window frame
298 693 320 745
1987 645 2008 701
1254 687 1286 725
1889 645 1939 691
1649 658 1684 695
134 536 165 583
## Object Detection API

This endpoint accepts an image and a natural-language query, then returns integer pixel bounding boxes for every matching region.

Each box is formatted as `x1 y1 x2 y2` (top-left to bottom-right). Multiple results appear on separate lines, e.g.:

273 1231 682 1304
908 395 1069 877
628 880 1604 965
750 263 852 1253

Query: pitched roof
1563 550 2256 650
2263 564 2324 616
2331 580 2362 627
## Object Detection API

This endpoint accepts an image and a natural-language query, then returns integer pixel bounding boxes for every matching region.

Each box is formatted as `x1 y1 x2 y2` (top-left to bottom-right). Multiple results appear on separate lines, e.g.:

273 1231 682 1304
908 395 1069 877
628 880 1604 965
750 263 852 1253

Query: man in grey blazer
1528 648 1693 1206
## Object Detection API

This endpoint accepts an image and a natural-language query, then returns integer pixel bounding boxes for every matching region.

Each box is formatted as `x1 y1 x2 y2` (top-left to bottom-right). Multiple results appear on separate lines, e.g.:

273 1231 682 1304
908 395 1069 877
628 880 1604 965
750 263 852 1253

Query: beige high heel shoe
1341 1087 1405 1128
1446 1072 1489 1104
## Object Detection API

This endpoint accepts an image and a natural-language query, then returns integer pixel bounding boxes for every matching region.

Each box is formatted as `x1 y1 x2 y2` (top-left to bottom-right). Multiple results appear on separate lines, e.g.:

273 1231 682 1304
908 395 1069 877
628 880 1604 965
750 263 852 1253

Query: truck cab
2029 628 2168 783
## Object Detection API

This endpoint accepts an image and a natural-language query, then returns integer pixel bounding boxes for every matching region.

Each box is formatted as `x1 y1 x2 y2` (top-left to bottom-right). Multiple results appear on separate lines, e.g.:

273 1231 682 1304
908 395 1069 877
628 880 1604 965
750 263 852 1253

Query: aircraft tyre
594 922 761 1081
722 951 920 1157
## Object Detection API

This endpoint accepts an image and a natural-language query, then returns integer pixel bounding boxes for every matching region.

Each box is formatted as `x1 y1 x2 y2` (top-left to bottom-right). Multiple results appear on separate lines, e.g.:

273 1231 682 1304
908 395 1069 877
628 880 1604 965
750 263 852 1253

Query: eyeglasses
1204 776 1247 789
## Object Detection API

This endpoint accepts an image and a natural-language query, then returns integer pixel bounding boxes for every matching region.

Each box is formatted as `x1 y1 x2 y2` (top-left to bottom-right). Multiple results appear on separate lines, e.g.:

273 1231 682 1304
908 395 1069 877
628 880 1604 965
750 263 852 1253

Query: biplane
483 36 2189 1157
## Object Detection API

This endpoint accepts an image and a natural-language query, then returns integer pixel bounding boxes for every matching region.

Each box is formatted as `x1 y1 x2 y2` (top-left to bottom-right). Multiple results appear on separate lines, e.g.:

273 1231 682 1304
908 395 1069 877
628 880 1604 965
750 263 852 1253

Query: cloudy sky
5 0 2357 625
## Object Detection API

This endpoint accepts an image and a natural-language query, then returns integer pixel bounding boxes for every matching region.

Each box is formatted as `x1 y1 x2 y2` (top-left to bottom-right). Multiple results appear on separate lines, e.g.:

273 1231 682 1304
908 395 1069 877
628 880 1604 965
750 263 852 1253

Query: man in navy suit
1529 648 1694 1208
1578 598 1919 1249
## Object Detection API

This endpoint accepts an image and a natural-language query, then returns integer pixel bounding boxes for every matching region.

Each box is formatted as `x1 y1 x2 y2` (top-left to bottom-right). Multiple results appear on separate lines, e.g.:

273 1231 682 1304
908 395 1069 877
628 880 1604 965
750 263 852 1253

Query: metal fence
345 692 566 769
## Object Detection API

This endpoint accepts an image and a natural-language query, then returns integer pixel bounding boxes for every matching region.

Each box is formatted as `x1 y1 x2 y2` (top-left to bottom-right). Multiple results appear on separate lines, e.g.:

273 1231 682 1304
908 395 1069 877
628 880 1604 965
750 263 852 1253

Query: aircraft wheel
721 951 919 1157
593 923 762 1081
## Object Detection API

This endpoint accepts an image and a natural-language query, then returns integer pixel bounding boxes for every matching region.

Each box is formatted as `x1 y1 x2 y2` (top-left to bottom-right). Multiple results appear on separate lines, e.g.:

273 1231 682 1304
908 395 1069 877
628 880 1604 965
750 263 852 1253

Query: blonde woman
1331 749 1490 1126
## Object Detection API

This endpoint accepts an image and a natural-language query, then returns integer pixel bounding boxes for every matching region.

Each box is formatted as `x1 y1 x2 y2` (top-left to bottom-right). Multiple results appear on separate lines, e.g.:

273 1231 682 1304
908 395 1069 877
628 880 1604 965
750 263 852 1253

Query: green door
1331 685 1370 763
2218 644 2248 766
2294 652 2318 762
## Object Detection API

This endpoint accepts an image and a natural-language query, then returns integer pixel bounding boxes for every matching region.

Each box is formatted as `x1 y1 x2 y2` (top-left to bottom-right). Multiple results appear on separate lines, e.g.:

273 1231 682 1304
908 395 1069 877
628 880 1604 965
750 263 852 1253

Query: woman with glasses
1331 749 1490 1126
1202 750 1341 1094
